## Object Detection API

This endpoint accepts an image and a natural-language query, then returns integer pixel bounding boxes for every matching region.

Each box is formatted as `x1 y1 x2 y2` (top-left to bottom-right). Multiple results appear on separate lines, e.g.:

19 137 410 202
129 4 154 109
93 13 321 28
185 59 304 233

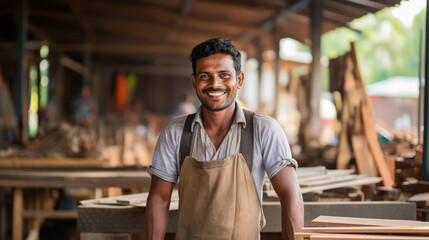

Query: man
72 84 98 126
144 38 303 240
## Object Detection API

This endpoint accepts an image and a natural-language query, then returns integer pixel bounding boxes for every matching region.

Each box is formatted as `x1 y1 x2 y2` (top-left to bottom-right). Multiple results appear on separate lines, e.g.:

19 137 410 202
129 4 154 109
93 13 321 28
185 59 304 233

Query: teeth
207 92 225 97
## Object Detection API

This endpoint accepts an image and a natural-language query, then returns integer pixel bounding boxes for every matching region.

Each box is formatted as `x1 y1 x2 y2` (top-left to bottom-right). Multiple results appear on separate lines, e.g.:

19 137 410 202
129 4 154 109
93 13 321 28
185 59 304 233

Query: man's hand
270 166 304 240
143 175 174 240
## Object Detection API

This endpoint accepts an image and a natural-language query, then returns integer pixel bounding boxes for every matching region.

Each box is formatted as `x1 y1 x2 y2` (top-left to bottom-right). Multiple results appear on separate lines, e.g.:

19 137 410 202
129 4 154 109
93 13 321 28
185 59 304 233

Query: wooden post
13 188 23 240
0 190 6 240
16 0 28 143
309 0 323 143
256 37 264 111
423 1 429 181
273 32 281 118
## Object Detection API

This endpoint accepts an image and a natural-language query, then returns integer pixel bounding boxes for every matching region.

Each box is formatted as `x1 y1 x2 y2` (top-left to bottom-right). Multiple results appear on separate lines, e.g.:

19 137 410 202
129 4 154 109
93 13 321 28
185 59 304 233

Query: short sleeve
147 117 185 183
256 115 298 179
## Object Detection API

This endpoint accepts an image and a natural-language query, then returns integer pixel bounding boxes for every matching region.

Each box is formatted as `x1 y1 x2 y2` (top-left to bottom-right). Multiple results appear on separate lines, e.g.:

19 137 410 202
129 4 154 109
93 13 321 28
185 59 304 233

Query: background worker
144 37 303 240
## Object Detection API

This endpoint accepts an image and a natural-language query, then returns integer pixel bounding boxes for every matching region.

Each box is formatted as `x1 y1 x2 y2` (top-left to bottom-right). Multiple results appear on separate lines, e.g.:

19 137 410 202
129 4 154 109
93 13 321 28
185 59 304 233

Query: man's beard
199 88 235 112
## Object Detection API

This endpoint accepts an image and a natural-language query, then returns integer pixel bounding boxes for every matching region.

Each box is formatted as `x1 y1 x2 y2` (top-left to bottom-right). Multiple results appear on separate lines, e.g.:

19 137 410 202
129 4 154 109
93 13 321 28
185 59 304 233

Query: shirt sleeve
257 115 298 179
147 117 185 183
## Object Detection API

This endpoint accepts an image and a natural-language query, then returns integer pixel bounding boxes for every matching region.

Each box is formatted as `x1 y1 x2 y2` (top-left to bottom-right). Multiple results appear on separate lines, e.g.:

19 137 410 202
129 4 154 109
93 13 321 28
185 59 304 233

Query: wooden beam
260 0 312 31
324 0 368 18
35 0 268 36
56 43 191 55
309 0 323 142
340 0 391 9
60 55 90 79
28 9 250 48
113 64 190 77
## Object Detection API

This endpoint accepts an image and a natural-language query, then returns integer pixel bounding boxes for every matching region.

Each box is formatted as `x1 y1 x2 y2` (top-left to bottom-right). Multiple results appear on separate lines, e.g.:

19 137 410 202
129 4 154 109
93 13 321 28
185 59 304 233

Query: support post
16 0 28 143
257 38 264 111
309 0 323 144
13 188 23 240
273 32 281 118
422 0 429 181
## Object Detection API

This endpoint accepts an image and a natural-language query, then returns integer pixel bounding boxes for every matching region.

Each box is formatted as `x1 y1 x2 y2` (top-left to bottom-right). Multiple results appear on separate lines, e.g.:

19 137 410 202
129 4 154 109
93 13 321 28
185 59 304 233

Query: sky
391 0 427 28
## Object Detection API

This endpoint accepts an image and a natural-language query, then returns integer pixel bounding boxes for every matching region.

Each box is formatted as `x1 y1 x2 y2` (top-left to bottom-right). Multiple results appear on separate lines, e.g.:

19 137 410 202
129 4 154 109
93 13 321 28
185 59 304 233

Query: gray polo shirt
147 103 298 201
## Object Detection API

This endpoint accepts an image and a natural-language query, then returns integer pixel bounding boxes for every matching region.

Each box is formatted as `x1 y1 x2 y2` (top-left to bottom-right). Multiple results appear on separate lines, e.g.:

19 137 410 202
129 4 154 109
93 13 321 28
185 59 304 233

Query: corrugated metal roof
366 76 422 98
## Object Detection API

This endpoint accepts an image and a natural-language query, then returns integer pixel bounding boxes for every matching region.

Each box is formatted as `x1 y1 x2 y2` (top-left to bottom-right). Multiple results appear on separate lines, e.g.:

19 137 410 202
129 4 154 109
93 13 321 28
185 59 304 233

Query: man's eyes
198 73 231 80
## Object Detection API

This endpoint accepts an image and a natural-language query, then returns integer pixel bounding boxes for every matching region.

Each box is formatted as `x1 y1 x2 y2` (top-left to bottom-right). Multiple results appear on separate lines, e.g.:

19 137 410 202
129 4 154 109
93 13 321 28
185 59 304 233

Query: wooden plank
303 202 416 227
349 43 394 187
298 177 382 194
351 134 378 177
311 215 429 227
408 192 429 202
299 169 354 182
302 226 429 234
22 210 77 219
300 174 359 187
0 158 104 168
13 188 23 240
298 233 429 240
361 102 394 187
80 232 130 240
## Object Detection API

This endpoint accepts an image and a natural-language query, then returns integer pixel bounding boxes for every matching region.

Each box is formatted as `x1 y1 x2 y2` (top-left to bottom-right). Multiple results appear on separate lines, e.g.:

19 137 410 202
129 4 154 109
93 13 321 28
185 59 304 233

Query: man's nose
209 75 222 87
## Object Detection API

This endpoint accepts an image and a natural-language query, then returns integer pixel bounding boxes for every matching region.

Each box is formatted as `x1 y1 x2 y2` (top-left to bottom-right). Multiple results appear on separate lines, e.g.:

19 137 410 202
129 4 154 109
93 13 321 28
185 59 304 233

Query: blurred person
175 93 197 116
0 65 18 144
72 84 98 126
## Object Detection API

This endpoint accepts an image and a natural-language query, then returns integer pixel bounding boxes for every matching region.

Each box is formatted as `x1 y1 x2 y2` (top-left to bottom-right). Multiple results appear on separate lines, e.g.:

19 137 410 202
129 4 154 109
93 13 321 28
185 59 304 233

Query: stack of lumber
80 190 179 210
297 166 381 194
330 43 394 187
296 215 429 240
265 166 382 198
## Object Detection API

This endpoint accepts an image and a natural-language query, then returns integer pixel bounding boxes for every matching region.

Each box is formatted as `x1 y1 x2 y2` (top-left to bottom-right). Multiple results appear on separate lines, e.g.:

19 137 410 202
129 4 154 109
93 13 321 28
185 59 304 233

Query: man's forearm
281 193 304 240
143 198 170 240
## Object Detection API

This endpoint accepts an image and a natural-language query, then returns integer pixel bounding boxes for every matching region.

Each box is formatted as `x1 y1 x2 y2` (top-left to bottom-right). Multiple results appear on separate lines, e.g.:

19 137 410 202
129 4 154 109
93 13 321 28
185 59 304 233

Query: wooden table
78 197 417 240
0 168 151 240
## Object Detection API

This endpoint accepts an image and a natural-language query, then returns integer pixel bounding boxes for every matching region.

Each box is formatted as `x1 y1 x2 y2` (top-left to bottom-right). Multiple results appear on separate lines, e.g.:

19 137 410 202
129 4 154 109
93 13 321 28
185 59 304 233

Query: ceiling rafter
39 0 268 36
28 9 250 46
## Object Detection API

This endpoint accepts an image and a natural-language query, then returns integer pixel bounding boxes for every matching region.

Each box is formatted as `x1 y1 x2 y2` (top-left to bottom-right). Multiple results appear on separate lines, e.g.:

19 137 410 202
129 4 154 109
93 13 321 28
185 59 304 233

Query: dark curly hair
190 37 241 76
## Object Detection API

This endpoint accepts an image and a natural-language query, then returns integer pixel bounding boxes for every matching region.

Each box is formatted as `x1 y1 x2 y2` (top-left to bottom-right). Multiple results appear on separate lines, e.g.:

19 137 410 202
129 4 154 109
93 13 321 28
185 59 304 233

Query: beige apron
176 153 265 240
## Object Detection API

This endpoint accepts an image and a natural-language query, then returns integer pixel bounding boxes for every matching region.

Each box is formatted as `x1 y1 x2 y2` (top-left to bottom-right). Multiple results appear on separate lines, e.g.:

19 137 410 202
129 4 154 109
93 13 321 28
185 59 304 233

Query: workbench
78 195 417 240
0 167 151 240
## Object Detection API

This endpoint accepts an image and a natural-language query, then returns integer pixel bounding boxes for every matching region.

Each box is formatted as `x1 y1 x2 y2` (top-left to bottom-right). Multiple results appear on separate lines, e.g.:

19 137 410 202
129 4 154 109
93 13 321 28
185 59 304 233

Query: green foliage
321 5 426 88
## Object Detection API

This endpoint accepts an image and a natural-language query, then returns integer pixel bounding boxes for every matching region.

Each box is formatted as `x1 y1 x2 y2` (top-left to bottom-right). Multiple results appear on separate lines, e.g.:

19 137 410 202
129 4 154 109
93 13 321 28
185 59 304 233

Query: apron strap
241 109 254 172
179 113 196 169
179 110 254 172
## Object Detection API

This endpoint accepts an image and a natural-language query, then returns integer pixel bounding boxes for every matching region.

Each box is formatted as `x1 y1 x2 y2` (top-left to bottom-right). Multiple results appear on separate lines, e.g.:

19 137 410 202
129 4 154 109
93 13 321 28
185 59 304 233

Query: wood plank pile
329 43 394 187
264 166 382 200
296 215 429 240
0 119 155 167
80 190 179 210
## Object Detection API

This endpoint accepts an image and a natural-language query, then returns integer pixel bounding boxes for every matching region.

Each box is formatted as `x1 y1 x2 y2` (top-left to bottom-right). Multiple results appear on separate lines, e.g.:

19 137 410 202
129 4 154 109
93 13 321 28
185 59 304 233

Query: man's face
191 53 243 112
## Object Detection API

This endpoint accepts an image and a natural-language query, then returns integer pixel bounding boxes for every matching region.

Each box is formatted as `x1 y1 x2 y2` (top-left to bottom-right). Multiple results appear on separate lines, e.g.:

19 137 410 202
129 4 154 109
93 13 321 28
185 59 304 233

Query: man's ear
191 73 196 89
236 71 244 89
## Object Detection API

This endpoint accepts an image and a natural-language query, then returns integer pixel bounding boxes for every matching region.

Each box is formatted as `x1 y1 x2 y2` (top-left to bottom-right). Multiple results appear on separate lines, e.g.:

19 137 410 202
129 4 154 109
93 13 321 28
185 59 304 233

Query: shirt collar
191 102 246 132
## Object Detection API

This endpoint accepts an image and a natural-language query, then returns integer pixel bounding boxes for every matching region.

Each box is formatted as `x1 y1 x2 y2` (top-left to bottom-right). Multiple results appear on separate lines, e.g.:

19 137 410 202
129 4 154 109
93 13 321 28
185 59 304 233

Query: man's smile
203 88 229 98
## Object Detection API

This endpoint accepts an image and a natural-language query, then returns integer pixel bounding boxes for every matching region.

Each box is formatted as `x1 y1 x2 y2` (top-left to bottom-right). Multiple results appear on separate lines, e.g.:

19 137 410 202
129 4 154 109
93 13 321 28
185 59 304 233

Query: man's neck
201 103 236 132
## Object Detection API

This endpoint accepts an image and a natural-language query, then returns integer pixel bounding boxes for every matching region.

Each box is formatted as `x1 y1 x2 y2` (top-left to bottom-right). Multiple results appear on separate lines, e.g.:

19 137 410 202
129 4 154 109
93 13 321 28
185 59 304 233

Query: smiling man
143 38 303 240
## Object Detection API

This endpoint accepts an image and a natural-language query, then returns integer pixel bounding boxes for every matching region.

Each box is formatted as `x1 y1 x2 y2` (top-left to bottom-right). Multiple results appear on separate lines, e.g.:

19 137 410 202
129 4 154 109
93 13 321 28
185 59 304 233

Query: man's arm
270 166 304 240
143 175 174 240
